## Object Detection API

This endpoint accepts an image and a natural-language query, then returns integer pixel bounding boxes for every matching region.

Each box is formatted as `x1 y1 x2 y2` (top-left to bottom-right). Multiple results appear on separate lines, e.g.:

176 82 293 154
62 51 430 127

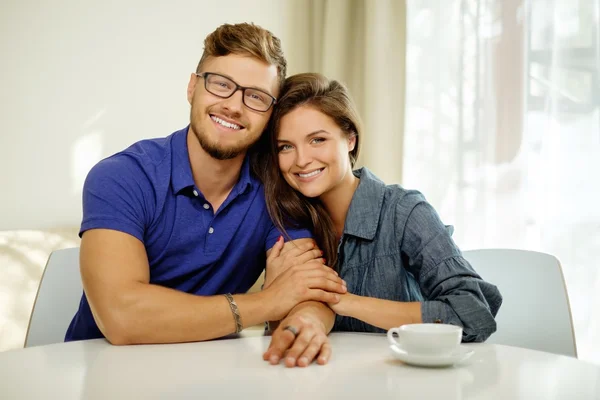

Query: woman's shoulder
384 184 427 211
355 167 428 211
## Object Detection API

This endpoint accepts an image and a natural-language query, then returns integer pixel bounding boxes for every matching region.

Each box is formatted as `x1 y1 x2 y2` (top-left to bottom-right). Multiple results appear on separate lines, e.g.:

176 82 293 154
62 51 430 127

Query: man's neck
186 129 245 209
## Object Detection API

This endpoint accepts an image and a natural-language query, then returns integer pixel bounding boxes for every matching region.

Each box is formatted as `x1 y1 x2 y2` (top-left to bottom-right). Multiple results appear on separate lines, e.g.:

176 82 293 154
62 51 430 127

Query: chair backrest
462 248 577 357
25 247 82 347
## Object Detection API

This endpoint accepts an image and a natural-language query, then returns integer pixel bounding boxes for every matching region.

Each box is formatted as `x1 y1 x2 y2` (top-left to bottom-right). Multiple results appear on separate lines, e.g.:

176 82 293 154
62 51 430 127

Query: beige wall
0 0 313 351
0 0 313 231
0 0 407 352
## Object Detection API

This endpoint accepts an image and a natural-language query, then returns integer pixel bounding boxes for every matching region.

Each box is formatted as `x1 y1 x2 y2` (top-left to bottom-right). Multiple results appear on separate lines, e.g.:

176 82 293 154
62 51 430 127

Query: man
65 23 344 367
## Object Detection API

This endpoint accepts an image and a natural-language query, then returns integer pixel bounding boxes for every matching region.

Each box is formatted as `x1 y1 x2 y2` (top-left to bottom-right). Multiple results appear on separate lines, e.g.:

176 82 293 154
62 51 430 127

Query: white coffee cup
387 323 462 355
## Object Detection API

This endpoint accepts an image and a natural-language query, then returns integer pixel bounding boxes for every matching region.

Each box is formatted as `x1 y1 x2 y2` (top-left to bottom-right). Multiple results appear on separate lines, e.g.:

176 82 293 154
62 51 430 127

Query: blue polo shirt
65 126 311 341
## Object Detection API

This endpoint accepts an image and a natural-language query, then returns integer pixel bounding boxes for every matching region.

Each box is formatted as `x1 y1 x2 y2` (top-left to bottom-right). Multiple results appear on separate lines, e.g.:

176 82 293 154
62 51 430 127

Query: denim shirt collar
343 167 386 240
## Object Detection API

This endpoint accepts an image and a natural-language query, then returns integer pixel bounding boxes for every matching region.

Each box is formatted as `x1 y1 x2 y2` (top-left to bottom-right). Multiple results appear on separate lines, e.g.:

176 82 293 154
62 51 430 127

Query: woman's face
276 105 356 198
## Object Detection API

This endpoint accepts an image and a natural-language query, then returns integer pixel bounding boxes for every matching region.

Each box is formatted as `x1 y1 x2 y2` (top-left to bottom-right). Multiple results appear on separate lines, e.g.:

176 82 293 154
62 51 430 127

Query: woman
260 73 502 342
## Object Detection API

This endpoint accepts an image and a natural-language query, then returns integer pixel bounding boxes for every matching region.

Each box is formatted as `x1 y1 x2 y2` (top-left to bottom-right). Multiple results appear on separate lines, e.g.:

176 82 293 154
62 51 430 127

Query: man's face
187 54 280 160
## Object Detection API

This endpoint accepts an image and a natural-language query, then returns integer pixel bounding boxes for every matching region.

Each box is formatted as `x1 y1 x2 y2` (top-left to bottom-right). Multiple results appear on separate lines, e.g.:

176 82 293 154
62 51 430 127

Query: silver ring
283 325 298 337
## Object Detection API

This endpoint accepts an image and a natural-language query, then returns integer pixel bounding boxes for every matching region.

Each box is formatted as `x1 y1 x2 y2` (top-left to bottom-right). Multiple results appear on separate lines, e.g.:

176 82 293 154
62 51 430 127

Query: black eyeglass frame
196 72 277 112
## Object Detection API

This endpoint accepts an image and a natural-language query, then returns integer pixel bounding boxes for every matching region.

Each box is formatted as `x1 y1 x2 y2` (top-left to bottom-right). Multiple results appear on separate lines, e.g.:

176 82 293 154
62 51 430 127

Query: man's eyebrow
218 72 273 95
247 85 273 94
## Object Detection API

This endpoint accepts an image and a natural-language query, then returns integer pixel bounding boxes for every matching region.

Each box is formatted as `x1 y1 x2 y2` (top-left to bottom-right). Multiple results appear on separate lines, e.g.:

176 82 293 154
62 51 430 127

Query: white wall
0 0 312 230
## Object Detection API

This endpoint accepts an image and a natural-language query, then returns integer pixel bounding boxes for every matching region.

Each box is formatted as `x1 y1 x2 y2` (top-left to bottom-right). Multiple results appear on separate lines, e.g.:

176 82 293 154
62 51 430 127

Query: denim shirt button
434 319 443 323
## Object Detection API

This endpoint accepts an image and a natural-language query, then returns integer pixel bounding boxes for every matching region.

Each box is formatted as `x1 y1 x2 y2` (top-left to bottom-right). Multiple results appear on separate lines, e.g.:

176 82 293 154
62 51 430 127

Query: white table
1 332 599 399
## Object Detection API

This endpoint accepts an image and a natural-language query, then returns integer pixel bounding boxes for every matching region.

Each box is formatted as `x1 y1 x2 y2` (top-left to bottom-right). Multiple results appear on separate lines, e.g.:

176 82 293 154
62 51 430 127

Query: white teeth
298 169 323 178
211 115 241 130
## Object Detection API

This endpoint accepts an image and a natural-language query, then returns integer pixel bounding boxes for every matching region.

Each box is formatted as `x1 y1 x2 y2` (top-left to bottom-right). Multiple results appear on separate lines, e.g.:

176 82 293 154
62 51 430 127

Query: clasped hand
263 314 331 367
261 237 345 367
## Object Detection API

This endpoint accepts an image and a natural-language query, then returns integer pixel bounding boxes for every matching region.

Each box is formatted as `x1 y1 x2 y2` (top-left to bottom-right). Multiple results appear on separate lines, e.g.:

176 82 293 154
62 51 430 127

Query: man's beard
190 108 249 161
192 123 244 160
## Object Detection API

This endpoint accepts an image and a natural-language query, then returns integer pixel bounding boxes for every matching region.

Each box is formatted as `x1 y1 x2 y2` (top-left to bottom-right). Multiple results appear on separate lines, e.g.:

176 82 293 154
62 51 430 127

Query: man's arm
80 229 346 345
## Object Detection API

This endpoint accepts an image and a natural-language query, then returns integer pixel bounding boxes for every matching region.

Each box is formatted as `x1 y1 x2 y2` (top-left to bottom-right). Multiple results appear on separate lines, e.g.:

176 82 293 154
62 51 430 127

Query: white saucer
389 344 474 367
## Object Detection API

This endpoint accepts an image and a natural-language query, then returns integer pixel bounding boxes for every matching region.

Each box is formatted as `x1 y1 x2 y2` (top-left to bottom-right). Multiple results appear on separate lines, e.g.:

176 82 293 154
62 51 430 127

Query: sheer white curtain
404 0 600 363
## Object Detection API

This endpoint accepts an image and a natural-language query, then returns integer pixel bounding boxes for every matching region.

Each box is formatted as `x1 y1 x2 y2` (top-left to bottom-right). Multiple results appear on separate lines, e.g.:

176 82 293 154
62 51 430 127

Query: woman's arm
330 293 422 331
399 197 503 342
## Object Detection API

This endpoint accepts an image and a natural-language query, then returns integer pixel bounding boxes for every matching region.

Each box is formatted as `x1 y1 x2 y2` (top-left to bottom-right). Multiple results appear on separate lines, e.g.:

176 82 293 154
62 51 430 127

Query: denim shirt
332 168 502 342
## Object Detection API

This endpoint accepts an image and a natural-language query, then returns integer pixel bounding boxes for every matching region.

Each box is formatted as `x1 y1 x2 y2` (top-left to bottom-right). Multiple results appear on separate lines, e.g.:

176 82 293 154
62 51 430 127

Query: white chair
24 247 82 347
463 248 577 357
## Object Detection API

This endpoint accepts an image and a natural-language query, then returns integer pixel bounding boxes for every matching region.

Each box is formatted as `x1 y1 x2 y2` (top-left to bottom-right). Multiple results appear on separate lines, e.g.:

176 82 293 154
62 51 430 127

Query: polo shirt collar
171 127 195 195
171 126 255 196
234 155 254 196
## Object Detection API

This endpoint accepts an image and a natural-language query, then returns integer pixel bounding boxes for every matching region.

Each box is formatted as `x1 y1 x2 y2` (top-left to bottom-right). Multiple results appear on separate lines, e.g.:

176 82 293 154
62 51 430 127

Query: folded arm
329 197 502 342
81 229 345 345
262 238 339 367
79 157 345 345
400 199 502 342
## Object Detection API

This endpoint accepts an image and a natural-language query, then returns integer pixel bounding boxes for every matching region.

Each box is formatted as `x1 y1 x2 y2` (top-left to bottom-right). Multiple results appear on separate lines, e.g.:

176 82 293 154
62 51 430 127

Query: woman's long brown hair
253 73 362 269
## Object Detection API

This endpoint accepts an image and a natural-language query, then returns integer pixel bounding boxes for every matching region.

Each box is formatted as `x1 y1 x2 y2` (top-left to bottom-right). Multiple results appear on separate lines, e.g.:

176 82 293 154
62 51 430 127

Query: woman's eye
311 137 325 144
277 144 293 152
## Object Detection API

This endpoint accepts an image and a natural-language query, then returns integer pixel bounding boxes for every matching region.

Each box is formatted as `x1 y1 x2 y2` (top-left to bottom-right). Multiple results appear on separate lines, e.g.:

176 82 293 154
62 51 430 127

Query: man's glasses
196 72 277 112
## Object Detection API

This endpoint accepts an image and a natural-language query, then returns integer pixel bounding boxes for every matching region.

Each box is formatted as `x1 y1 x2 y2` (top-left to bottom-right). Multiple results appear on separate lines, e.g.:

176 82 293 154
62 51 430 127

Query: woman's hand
327 293 357 317
261 260 346 322
263 313 331 367
264 237 325 290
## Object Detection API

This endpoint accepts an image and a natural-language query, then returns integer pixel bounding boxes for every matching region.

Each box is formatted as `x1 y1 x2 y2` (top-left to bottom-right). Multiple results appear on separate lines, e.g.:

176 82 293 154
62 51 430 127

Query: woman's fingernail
270 355 279 364
299 357 308 365
286 357 295 365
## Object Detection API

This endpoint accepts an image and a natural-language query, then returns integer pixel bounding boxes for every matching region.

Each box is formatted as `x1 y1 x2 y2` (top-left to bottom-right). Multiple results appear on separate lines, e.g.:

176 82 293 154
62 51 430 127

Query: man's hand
263 313 331 367
264 237 324 290
261 261 347 321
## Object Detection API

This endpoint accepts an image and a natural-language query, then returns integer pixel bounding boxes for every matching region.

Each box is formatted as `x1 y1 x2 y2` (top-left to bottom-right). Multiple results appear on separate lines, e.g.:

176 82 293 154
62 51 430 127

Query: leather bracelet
224 293 243 333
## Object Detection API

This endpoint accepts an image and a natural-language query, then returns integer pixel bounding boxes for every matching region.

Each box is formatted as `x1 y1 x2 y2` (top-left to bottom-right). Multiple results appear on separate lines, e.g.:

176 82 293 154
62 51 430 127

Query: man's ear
187 73 198 104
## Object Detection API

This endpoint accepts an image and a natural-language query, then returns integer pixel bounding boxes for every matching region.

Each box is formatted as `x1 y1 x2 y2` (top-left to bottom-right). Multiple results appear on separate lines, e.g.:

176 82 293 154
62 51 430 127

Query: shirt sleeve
264 222 314 253
80 155 154 243
399 196 503 342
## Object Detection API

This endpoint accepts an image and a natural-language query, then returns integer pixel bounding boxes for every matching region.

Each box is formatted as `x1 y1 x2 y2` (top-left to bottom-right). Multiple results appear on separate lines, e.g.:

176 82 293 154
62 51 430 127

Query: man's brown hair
196 23 287 90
